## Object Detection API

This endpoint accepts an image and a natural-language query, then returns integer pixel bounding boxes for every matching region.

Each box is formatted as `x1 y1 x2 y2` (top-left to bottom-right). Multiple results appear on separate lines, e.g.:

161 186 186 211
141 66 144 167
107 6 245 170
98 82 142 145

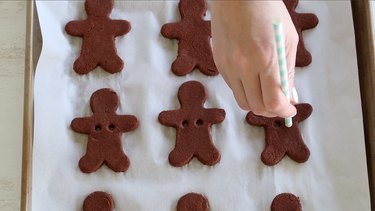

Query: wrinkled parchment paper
33 1 371 210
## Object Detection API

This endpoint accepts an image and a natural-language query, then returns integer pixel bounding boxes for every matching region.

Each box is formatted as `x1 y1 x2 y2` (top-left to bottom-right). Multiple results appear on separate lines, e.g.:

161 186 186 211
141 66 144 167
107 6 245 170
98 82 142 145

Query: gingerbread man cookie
271 193 302 211
71 88 138 173
159 81 225 167
246 103 312 166
283 0 319 67
65 0 131 74
83 191 115 211
161 0 218 76
177 193 209 211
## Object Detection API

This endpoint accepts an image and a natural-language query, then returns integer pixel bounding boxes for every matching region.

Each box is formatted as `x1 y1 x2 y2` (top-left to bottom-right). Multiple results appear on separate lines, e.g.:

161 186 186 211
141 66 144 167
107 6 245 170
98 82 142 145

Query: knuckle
230 49 251 76
255 43 277 70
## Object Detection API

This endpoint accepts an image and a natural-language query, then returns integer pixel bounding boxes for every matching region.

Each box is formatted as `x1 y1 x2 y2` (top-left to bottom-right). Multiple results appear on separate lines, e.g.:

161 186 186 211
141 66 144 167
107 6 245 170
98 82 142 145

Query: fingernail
292 87 299 103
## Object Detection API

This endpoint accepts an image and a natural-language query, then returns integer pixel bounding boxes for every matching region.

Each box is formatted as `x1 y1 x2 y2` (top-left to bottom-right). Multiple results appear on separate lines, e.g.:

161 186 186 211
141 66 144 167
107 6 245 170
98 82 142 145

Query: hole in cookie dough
273 120 282 128
182 120 189 128
108 124 116 131
196 119 204 126
95 125 102 131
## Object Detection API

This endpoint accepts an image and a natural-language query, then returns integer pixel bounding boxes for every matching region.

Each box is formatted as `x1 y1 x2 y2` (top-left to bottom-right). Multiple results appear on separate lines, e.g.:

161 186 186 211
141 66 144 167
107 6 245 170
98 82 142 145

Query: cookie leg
100 54 124 74
171 55 196 76
79 153 104 173
196 145 221 166
261 146 286 166
105 149 130 172
168 147 194 167
287 142 310 163
73 54 98 75
198 58 219 76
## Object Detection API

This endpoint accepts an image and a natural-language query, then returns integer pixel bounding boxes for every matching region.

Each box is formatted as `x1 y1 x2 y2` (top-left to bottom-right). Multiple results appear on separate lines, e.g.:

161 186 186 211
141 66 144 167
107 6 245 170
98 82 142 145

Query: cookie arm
246 112 268 126
158 110 181 127
112 20 131 36
161 23 181 39
294 103 313 122
117 115 139 132
299 13 319 30
65 20 87 37
71 117 94 134
205 108 225 124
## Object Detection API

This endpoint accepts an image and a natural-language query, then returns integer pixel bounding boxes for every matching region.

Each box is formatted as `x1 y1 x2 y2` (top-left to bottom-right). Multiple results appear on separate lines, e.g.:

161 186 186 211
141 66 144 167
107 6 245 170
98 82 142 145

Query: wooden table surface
0 1 26 210
1 1 375 211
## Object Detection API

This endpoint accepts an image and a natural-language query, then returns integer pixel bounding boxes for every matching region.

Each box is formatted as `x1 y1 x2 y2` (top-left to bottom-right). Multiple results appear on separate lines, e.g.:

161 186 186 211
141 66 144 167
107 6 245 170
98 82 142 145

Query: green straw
273 20 292 127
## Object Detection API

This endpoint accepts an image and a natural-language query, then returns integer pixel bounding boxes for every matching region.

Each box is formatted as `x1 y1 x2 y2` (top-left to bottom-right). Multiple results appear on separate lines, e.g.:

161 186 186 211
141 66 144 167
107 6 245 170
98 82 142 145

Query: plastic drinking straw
273 20 293 127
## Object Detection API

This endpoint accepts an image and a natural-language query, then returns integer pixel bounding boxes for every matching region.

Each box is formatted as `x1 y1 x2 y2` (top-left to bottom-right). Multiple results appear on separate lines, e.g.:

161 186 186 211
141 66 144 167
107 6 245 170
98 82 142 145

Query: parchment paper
32 1 371 210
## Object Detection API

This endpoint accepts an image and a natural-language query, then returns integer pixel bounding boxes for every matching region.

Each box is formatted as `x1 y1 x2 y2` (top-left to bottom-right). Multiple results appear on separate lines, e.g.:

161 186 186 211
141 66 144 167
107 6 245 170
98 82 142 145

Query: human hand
211 1 298 118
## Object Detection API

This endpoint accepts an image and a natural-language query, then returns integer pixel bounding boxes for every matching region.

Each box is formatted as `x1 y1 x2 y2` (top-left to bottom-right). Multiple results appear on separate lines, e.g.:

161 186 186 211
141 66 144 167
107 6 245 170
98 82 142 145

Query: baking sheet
32 1 371 210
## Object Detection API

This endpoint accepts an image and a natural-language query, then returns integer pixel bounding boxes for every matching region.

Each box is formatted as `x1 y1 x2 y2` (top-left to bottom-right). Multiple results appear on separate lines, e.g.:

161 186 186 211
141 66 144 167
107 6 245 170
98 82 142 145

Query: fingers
221 67 274 117
218 58 295 117
258 29 297 117
227 78 251 111
259 70 297 118
242 75 275 117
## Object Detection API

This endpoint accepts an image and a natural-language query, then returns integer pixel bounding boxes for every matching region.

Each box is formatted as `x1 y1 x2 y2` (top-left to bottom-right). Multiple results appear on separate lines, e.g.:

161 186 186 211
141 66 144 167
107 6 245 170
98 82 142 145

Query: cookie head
179 0 206 18
178 81 207 108
177 193 209 211
85 0 114 17
90 88 119 114
83 191 114 211
271 193 302 211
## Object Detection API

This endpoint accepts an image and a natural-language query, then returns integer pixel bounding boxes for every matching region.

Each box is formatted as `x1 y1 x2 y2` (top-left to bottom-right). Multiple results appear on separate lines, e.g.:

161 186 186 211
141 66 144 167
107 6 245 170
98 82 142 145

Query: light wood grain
0 1 26 211
21 1 41 210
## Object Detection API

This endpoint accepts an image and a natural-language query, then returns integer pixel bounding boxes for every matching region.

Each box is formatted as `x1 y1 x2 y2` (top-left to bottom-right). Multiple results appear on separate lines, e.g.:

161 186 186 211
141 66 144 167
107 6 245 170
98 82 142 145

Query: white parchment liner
33 1 370 210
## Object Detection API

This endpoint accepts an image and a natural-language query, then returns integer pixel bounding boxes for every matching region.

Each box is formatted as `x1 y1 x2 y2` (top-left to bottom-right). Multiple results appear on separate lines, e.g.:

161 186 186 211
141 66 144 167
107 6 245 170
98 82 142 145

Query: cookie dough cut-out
284 0 319 67
159 81 225 167
246 103 312 166
271 193 302 211
71 88 138 173
177 193 209 211
83 191 115 211
161 0 218 76
66 0 131 74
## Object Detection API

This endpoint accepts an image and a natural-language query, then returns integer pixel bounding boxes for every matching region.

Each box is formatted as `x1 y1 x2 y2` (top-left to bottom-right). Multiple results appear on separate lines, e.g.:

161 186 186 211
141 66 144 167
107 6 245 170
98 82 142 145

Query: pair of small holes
95 124 116 132
181 119 204 128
